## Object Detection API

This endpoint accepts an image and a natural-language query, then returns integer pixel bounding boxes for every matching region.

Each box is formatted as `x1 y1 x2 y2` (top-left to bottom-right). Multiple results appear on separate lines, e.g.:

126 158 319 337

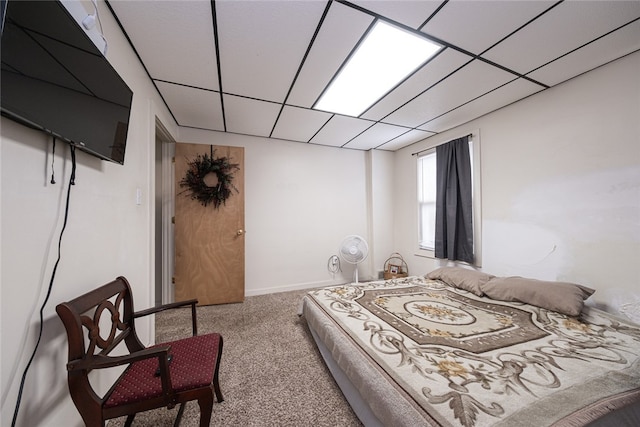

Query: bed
300 270 640 427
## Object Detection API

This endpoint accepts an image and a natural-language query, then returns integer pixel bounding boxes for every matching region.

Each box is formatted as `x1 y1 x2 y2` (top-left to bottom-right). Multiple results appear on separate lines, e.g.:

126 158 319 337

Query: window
417 136 481 264
417 150 437 250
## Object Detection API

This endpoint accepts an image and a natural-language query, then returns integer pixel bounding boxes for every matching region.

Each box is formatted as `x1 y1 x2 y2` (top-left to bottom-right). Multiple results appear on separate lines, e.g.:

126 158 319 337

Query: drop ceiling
107 0 640 151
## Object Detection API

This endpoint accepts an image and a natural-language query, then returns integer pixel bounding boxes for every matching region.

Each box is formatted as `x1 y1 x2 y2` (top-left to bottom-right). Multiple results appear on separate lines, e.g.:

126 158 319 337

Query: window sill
415 248 435 259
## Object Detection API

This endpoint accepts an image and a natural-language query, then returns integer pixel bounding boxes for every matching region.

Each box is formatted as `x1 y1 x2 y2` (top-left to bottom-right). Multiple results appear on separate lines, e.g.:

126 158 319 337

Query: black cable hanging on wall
50 137 57 184
12 144 76 427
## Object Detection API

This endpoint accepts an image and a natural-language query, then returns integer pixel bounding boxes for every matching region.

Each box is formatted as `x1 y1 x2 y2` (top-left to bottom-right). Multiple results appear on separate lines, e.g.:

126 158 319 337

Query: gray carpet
109 288 363 426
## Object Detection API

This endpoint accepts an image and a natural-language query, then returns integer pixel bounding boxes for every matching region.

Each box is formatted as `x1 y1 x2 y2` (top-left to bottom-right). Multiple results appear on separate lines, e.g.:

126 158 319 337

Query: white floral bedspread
303 276 640 427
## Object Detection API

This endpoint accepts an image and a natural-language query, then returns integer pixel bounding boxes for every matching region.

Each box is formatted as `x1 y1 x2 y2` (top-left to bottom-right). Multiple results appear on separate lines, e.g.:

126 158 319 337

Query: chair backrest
56 276 145 412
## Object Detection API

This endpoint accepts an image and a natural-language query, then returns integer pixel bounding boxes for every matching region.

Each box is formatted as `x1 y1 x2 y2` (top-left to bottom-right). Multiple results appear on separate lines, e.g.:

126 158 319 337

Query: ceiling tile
384 59 517 128
349 0 442 30
344 123 412 150
376 129 435 151
528 19 640 87
109 1 219 90
223 95 281 138
287 2 374 108
361 48 471 121
419 78 544 133
155 81 223 130
422 0 555 55
482 1 640 75
216 0 327 103
309 115 375 147
271 106 332 142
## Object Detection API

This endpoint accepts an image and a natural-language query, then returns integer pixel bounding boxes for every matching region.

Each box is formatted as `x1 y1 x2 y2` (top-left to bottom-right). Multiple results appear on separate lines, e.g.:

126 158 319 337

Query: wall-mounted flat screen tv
1 0 133 164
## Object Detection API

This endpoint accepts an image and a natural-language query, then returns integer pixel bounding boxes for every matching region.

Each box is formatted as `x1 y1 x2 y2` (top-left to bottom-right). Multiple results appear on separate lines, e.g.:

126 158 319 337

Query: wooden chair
56 276 224 427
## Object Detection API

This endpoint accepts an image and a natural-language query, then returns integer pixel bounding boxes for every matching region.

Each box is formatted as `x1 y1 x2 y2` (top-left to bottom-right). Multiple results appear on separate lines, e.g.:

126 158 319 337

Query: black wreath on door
179 147 239 208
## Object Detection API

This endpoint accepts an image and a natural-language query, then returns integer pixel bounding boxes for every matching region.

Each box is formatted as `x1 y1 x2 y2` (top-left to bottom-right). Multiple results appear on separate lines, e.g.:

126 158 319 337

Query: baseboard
244 279 343 297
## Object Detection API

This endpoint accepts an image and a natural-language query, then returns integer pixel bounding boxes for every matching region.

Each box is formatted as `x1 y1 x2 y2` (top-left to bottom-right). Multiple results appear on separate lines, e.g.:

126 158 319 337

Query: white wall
367 149 396 278
177 129 395 293
394 51 640 322
0 0 177 425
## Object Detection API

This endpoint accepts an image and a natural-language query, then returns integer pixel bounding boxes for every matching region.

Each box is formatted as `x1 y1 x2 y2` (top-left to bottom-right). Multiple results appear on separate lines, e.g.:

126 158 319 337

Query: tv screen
1 0 133 164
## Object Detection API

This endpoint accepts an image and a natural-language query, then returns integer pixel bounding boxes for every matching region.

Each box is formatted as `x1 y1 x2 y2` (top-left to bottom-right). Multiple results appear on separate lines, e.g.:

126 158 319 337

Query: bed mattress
301 276 640 427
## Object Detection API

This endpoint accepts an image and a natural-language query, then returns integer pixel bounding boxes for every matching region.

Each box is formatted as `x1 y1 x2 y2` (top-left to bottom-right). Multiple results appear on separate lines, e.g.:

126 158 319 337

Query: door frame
155 118 175 305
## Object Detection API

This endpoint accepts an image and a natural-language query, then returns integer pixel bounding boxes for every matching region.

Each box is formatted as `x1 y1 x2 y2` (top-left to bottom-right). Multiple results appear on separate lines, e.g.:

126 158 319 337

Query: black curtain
435 136 474 263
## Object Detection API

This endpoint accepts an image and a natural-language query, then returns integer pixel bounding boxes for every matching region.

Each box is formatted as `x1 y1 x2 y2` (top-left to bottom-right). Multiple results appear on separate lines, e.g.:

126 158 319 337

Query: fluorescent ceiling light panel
315 21 441 117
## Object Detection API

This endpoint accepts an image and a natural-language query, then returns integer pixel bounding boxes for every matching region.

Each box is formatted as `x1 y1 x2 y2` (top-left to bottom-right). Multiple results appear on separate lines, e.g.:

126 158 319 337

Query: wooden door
174 143 245 305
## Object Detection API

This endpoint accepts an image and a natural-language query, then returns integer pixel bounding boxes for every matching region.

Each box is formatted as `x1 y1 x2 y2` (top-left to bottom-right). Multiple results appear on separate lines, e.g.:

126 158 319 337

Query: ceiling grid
107 0 640 151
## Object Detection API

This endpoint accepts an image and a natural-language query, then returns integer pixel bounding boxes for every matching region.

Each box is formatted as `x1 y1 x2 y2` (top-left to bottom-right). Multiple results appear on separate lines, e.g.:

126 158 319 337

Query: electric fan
338 235 369 283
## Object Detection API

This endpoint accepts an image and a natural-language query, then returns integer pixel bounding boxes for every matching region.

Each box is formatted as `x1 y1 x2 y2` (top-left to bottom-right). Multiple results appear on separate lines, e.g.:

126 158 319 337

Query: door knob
237 229 245 236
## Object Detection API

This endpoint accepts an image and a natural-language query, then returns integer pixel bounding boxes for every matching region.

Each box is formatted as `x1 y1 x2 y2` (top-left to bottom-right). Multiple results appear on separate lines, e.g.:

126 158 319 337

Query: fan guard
338 235 368 283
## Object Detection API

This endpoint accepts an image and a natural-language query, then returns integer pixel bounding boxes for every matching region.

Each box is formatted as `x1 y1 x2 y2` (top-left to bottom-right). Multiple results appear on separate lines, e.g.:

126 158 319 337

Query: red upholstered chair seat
105 333 222 408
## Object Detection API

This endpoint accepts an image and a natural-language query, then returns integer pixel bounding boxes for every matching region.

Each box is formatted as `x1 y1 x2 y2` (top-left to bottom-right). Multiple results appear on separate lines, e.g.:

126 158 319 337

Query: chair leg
81 413 106 427
123 414 136 427
213 336 224 402
173 403 186 427
198 394 214 427
213 373 224 403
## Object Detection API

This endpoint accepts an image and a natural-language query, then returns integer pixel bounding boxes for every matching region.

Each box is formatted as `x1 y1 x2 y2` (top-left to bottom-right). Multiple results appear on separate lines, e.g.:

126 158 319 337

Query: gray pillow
425 267 494 296
480 276 595 316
